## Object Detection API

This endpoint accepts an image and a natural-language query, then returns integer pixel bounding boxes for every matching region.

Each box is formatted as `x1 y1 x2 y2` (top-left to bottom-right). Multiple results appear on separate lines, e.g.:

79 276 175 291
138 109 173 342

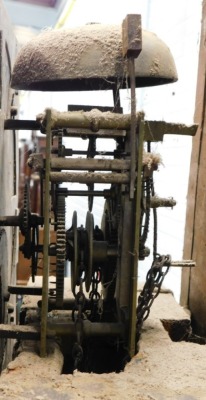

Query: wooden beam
181 0 206 336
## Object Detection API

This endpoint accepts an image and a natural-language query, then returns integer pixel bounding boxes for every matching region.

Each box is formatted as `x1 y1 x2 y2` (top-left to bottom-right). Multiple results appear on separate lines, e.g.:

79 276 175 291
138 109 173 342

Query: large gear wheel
23 182 30 235
70 211 78 295
18 183 40 280
18 182 32 259
101 195 120 301
56 194 66 309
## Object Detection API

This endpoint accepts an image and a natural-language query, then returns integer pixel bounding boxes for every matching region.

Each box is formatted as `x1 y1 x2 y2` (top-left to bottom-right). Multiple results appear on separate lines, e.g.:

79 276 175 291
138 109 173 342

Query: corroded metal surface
11 24 178 91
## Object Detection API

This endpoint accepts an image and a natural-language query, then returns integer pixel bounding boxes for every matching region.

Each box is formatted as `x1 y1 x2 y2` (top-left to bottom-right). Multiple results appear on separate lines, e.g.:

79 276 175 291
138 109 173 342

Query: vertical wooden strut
122 14 142 199
40 109 52 357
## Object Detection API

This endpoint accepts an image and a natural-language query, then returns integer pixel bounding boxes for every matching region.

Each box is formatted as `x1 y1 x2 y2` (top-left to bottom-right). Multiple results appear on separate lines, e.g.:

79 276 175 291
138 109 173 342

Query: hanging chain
136 146 169 343
89 268 102 320
136 254 171 342
72 279 85 369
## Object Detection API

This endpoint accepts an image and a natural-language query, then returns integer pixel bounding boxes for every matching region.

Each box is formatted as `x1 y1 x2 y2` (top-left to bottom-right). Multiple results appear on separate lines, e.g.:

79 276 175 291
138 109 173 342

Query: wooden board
181 0 206 335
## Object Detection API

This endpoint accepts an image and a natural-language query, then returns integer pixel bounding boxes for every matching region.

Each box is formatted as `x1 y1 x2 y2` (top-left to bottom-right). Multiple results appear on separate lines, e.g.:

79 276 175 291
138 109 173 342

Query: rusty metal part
11 24 177 91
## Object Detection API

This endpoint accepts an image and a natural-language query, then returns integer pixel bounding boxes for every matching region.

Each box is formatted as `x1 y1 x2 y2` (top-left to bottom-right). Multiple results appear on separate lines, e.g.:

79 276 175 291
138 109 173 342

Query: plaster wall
134 0 202 300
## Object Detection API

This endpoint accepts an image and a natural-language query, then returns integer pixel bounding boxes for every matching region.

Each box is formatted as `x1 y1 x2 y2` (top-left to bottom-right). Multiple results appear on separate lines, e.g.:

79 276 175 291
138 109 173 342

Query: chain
72 279 85 369
136 254 171 343
89 268 102 320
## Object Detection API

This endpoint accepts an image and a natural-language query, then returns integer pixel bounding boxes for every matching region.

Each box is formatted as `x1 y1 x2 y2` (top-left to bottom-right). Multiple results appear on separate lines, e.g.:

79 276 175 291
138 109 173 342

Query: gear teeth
56 195 66 308
22 182 30 235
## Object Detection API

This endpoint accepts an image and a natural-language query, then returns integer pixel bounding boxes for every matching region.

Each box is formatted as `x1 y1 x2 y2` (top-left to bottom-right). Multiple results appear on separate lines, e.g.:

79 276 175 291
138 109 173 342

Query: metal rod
50 171 130 184
52 149 126 157
0 324 40 340
37 109 140 131
0 216 20 226
4 118 197 141
38 298 91 310
50 157 130 171
149 197 176 208
9 285 43 295
0 321 124 339
170 260 196 267
47 321 124 337
4 119 41 131
61 190 111 197
62 128 126 138
40 109 52 357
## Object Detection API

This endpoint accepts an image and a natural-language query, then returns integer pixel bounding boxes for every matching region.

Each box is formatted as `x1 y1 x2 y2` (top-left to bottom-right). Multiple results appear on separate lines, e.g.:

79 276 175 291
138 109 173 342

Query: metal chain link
136 254 171 343
72 279 85 369
89 269 101 320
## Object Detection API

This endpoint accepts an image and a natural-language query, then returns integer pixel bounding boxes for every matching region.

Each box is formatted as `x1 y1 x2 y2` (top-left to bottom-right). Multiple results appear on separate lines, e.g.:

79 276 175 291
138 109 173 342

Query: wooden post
181 0 206 335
